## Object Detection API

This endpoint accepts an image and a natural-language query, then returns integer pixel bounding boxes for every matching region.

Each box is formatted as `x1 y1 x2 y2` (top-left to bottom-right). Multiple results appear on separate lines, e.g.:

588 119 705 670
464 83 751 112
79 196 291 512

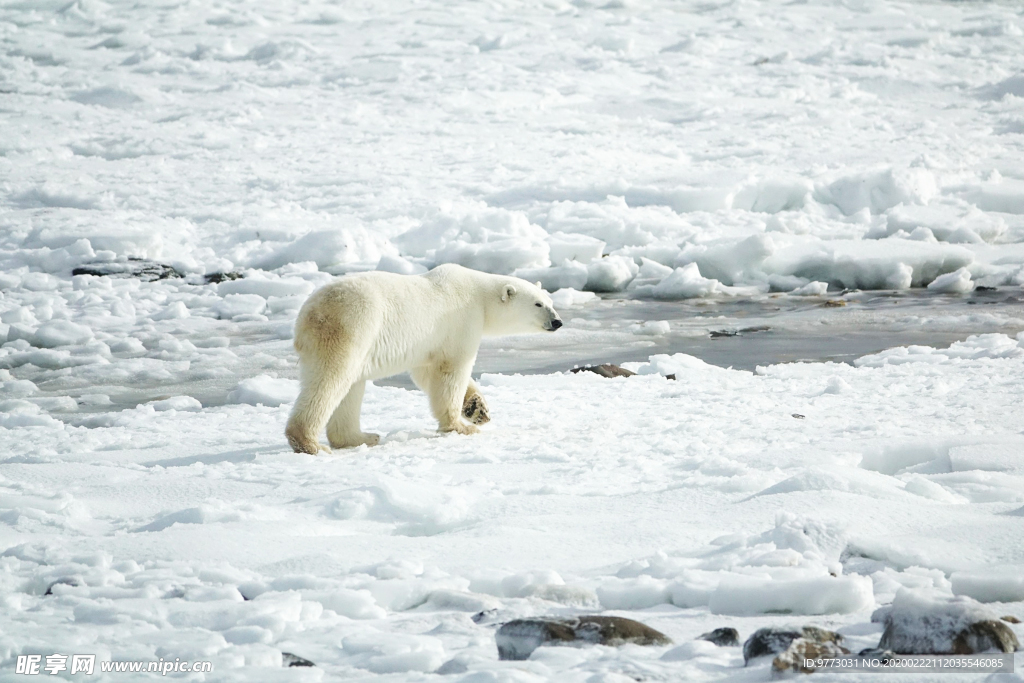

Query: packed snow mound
225 375 299 407
856 333 1024 366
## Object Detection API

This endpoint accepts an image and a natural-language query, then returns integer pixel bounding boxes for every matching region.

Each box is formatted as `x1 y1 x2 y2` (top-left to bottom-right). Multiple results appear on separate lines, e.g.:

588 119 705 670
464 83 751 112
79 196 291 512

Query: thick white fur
285 264 562 454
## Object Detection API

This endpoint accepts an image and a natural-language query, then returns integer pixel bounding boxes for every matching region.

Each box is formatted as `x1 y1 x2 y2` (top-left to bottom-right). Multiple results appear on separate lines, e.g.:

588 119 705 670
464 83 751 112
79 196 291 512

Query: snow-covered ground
2 0 1024 680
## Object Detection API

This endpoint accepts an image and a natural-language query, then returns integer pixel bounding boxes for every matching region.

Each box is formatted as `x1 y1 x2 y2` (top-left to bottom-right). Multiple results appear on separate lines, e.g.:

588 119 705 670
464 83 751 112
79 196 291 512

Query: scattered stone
711 325 771 338
1002 615 1021 624
822 300 846 307
205 271 244 284
496 616 672 661
72 258 184 282
699 627 740 647
281 652 315 667
975 286 998 292
952 620 1019 655
876 589 1021 655
792 413 805 419
772 638 850 674
472 609 499 625
570 364 636 378
743 626 843 665
44 577 82 595
665 374 677 380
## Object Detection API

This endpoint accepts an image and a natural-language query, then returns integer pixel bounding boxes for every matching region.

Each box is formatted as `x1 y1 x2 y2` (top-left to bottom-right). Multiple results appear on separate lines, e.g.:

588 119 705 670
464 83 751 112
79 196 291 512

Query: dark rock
472 609 498 624
772 638 850 674
281 652 315 667
665 374 677 380
205 271 244 284
570 364 636 378
975 286 998 292
711 325 771 338
1002 615 1021 624
72 258 184 282
792 413 805 419
743 626 843 665
496 616 671 661
822 300 846 307
952 620 1019 654
44 577 82 595
699 627 740 647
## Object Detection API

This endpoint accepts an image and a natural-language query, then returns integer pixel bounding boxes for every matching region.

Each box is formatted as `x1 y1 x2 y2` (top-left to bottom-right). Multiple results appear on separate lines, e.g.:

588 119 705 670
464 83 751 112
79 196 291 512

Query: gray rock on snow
496 616 671 660
743 626 843 664
772 637 850 675
875 589 1020 655
699 627 740 647
570 364 636 378
281 652 315 667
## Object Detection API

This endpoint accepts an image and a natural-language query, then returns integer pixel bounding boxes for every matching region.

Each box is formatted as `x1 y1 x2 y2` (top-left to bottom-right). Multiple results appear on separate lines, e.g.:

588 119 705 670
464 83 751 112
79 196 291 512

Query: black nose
551 319 563 330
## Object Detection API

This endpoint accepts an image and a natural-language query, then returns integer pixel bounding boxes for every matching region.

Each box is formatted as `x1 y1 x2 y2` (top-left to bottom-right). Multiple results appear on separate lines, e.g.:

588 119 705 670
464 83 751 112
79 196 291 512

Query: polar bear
285 264 562 454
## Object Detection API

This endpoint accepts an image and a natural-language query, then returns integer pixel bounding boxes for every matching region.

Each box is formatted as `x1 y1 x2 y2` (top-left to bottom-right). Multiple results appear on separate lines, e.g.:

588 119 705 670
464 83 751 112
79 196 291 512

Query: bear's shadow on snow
141 445 281 468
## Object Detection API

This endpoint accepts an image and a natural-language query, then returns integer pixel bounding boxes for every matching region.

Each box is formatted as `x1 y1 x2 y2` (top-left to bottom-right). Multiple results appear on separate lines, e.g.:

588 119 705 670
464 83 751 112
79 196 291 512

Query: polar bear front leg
462 379 490 425
326 380 380 449
422 361 479 436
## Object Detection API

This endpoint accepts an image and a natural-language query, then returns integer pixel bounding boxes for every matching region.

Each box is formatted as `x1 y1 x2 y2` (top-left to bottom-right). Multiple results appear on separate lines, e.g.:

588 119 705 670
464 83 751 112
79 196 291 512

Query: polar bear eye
534 303 542 307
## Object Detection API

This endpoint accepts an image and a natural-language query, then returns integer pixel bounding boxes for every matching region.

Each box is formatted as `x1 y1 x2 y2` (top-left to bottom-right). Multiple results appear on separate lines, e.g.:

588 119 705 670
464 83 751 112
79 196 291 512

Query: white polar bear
285 264 563 454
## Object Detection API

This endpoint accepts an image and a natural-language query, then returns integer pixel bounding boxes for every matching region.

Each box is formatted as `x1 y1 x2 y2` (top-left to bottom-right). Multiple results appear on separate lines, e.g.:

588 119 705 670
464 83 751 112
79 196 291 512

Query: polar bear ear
501 284 517 302
535 281 542 288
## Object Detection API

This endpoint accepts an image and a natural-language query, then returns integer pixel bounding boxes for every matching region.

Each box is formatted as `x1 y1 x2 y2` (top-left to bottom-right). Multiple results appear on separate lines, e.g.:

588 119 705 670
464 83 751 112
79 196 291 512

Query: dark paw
462 394 490 425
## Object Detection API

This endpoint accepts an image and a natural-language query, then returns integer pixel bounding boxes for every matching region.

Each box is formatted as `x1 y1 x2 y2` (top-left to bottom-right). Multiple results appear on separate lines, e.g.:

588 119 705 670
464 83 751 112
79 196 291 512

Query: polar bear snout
548 318 563 331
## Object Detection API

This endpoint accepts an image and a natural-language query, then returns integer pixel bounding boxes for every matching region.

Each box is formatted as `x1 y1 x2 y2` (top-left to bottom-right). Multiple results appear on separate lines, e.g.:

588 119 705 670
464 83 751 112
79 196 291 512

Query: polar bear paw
444 421 480 436
287 424 331 455
328 432 381 449
462 393 490 425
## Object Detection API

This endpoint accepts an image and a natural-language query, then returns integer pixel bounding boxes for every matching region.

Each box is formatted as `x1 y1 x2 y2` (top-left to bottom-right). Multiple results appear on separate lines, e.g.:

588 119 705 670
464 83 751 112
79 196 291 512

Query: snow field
3 0 1024 304
3 335 1024 679
3 0 1024 678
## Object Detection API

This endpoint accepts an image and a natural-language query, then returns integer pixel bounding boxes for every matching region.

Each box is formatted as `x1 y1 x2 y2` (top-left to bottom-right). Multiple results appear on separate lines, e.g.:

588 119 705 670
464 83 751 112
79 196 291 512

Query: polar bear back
293 266 491 380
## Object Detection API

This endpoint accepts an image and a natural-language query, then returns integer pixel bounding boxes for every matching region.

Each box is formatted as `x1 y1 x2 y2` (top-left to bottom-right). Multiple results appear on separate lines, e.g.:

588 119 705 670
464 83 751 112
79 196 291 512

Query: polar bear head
486 277 562 336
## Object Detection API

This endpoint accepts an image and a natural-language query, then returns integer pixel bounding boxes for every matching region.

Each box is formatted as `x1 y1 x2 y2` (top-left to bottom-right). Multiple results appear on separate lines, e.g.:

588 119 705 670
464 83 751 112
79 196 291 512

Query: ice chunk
708 574 874 615
926 267 974 293
147 396 202 412
815 168 938 215
31 320 94 348
217 277 315 299
515 260 589 292
649 263 721 299
215 294 267 320
951 570 1024 603
549 288 597 308
585 255 638 292
341 631 445 674
226 375 299 407
546 232 605 264
376 255 427 275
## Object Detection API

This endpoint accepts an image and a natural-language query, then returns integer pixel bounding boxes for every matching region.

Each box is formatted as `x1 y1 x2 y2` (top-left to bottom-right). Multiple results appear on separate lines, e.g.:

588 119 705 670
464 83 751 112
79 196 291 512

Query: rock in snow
875 589 1020 654
699 627 741 647
570 364 637 378
743 626 844 665
495 616 672 660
